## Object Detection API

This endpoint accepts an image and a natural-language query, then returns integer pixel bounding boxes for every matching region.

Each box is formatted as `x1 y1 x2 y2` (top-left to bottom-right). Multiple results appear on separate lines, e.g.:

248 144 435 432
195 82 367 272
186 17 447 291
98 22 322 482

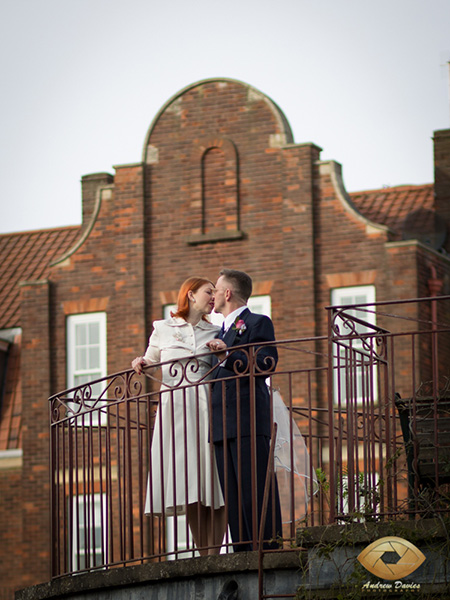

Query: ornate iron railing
49 296 450 577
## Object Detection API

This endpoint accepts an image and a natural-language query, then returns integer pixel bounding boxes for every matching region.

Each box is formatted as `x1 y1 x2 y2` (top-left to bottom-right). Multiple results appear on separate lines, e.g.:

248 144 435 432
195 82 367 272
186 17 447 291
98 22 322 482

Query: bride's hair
171 277 214 321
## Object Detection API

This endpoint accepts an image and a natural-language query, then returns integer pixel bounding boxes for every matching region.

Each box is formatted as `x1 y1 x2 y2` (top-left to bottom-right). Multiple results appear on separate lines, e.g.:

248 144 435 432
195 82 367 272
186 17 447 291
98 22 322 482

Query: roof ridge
350 183 435 233
0 224 81 238
349 183 433 195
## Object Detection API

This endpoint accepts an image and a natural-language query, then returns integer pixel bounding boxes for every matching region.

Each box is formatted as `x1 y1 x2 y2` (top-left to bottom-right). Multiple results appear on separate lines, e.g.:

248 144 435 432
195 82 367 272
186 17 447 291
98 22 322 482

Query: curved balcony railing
49 298 450 577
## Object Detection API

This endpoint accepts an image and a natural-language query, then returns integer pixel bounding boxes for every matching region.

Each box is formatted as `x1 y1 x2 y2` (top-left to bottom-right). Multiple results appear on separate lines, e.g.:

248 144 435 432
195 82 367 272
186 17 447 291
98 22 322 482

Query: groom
207 268 282 552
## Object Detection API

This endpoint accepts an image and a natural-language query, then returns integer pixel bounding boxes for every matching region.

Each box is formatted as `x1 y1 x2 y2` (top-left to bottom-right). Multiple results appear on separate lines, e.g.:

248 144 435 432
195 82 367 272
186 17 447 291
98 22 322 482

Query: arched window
202 147 231 233
187 137 242 244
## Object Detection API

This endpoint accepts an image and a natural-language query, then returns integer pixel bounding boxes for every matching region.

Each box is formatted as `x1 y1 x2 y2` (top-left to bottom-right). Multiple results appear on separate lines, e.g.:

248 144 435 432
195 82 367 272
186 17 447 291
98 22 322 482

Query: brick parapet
81 172 114 231
19 280 51 588
142 80 293 346
109 164 147 364
433 129 450 253
280 143 320 343
49 164 146 391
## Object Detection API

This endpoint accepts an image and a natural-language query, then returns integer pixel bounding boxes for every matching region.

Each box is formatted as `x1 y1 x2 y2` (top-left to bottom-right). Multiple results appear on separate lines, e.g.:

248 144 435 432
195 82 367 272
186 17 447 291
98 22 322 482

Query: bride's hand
206 340 228 361
131 356 146 374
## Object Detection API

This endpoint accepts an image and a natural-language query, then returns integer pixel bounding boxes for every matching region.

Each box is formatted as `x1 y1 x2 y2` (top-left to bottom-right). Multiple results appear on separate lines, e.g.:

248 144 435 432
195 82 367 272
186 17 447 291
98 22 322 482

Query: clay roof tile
349 184 434 234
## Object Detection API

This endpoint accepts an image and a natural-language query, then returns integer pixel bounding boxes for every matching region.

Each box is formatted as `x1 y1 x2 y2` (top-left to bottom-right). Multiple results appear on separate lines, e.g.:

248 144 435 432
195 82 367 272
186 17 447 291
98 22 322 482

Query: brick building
1 77 450 598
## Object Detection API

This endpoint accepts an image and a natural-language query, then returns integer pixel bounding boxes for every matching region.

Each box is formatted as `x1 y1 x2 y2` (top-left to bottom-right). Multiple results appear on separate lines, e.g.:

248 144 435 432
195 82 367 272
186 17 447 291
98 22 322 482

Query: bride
132 277 226 556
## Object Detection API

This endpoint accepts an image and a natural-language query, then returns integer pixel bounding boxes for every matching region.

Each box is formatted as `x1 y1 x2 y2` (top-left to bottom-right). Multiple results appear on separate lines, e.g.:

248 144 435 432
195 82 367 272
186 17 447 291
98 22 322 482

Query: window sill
185 230 244 245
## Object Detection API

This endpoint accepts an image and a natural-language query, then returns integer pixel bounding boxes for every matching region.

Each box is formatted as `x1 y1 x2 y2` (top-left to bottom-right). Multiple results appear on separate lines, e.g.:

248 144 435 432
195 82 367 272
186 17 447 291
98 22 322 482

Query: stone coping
15 550 306 600
296 518 449 547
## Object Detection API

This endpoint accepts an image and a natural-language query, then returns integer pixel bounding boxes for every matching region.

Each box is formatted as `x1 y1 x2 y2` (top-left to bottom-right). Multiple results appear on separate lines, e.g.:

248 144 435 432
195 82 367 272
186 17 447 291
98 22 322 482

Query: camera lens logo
357 537 426 580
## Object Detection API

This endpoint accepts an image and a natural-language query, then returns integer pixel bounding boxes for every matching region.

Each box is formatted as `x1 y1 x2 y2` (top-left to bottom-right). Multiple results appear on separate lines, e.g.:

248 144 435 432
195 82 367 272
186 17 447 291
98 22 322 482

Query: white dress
143 317 224 516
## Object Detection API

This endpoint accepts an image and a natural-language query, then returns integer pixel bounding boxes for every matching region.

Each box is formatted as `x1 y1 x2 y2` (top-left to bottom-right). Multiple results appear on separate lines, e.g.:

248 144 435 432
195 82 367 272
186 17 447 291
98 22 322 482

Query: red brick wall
0 467 22 600
19 280 51 588
313 161 389 329
434 129 450 253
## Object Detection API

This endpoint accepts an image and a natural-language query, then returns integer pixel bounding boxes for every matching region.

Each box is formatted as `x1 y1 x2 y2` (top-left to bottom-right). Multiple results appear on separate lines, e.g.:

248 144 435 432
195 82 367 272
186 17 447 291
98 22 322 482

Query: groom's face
213 276 228 314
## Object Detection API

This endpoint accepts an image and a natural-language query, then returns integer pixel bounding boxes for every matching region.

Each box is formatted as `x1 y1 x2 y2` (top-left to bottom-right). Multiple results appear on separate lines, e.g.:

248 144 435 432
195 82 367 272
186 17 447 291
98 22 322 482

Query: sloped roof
349 184 434 234
0 226 80 330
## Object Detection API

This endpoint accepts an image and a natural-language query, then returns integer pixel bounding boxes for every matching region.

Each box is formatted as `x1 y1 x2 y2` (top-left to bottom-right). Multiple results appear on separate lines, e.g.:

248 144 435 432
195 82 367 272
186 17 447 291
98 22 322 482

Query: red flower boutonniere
232 318 247 335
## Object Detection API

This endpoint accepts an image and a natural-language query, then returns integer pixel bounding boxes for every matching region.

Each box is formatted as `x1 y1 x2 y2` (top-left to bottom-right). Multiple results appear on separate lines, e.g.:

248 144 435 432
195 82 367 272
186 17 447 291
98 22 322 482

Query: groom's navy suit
211 308 282 551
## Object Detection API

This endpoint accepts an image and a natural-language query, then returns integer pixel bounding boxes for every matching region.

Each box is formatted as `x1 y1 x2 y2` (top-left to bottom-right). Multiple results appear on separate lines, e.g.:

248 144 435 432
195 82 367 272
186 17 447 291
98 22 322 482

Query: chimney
433 129 450 252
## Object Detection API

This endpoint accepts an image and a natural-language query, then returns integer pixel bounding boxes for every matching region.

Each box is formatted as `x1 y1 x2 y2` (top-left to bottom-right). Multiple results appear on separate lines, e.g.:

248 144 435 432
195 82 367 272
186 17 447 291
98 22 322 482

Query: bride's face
190 283 215 315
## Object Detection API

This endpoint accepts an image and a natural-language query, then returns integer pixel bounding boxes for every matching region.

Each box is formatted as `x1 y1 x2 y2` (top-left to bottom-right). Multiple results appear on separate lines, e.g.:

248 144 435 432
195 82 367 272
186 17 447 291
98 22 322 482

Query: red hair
171 277 214 321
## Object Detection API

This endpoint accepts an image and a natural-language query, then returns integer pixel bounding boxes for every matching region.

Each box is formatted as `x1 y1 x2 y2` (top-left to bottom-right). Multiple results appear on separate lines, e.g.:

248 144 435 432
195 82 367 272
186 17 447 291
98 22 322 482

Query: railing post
49 401 58 577
327 309 336 523
248 344 258 550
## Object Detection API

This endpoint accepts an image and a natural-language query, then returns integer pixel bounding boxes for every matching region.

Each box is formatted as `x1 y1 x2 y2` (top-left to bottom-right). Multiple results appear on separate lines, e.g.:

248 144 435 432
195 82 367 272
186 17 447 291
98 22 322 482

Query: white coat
143 316 224 515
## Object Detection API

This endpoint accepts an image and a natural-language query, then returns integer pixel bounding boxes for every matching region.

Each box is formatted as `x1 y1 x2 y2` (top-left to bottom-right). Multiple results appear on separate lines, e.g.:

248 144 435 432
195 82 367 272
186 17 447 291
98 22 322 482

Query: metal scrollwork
143 356 212 388
110 374 128 401
50 398 62 423
231 348 250 375
331 308 387 362
184 357 201 383
254 347 277 374
167 359 182 382
128 374 143 398
332 310 357 338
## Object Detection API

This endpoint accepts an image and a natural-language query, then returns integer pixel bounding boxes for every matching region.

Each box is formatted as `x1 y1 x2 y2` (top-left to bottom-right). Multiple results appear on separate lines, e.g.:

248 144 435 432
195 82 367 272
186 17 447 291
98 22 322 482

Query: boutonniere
232 318 247 335
172 330 184 342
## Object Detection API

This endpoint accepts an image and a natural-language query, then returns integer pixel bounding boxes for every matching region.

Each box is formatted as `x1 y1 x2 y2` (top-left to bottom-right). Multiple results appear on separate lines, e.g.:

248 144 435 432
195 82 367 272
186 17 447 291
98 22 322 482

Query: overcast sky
1 0 449 234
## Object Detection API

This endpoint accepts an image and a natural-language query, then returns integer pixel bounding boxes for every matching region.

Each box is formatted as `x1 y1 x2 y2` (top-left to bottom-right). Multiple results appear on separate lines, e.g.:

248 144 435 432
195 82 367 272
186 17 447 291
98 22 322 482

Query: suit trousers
214 435 282 552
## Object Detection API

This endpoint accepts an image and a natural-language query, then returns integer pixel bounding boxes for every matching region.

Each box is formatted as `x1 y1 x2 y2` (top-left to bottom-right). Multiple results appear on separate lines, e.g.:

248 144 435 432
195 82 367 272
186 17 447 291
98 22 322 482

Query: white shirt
223 305 247 333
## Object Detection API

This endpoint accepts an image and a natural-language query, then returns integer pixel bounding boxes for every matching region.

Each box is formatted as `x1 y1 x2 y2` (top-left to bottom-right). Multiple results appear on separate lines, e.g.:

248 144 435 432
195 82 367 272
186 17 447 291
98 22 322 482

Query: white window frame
248 295 271 318
71 492 107 570
331 286 377 405
66 312 107 425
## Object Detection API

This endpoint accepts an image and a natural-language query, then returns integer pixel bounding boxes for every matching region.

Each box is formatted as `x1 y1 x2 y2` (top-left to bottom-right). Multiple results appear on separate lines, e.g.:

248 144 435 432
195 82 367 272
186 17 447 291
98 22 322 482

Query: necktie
219 323 225 339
